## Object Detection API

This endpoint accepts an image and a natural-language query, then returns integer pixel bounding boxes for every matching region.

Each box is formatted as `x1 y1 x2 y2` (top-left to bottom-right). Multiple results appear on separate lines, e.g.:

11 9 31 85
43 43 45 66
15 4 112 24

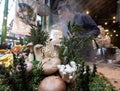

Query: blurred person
96 26 111 48
96 26 116 62
57 2 100 61
95 26 110 60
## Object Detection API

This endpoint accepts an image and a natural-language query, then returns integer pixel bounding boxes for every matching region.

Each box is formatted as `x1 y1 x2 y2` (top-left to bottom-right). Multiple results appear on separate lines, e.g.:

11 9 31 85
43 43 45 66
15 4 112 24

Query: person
57 2 100 61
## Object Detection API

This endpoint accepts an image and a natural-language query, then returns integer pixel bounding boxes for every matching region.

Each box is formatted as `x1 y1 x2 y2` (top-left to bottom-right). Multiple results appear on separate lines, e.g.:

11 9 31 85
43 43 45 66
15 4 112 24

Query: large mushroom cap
38 76 66 91
27 42 33 47
42 57 61 75
34 44 43 49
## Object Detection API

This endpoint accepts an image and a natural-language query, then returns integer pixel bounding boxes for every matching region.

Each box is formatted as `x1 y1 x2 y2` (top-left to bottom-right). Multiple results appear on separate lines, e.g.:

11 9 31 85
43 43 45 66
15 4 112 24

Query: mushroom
38 76 66 91
34 44 43 62
57 61 77 83
43 41 59 58
26 42 34 62
42 57 61 75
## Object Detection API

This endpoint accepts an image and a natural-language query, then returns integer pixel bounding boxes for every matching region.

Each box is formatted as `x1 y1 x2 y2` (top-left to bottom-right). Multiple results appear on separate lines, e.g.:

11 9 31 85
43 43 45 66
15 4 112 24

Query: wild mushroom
38 76 66 91
57 61 77 83
41 57 61 75
26 42 34 62
34 44 43 62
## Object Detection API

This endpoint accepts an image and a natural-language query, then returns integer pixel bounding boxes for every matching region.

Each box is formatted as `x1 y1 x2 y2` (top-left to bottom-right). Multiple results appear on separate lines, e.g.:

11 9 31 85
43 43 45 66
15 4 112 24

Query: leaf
28 24 48 45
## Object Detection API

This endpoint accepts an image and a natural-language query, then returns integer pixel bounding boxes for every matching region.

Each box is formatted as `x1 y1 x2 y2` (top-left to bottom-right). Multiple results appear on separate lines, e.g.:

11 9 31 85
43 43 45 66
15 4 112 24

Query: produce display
0 50 13 67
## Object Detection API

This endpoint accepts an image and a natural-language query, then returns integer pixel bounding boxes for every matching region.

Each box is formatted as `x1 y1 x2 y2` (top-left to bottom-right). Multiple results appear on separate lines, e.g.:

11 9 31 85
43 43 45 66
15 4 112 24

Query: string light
105 22 108 25
113 20 116 23
86 11 89 14
106 32 109 35
116 34 119 37
113 30 116 33
113 16 116 19
105 29 109 32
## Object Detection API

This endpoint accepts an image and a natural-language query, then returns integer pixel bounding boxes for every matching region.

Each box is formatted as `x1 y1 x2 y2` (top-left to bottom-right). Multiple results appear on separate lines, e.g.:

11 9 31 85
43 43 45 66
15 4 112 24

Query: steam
65 0 79 11
49 0 91 38
50 22 69 39
50 1 77 38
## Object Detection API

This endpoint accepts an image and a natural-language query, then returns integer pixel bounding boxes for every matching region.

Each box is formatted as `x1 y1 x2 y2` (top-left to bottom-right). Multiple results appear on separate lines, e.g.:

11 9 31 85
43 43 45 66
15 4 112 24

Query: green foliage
28 24 48 45
0 65 11 91
27 61 45 91
0 55 29 91
13 55 27 91
0 54 44 91
91 64 97 77
19 37 24 45
59 22 92 64
0 83 11 91
0 24 48 91
89 75 117 91
74 62 116 91
75 62 96 91
0 83 6 91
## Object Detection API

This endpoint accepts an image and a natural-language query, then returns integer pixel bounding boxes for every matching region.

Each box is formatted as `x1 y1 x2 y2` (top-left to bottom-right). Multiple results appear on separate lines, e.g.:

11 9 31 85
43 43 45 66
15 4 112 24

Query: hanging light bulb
105 29 109 32
106 32 109 35
116 34 119 36
113 30 116 33
113 16 116 19
113 20 116 23
105 22 108 25
86 11 90 14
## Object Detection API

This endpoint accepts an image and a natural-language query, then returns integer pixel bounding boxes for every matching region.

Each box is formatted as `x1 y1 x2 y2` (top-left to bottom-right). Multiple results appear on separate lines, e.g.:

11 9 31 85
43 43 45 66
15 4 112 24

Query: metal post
1 0 9 44
42 0 46 30
47 0 51 31
42 17 46 30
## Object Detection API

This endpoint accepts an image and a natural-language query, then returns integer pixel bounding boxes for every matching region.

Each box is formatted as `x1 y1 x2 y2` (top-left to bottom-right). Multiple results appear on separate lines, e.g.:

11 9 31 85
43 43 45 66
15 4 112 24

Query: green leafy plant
0 65 11 91
0 54 44 91
58 22 116 91
59 22 92 64
28 24 48 45
75 62 97 91
27 61 45 91
89 75 117 91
